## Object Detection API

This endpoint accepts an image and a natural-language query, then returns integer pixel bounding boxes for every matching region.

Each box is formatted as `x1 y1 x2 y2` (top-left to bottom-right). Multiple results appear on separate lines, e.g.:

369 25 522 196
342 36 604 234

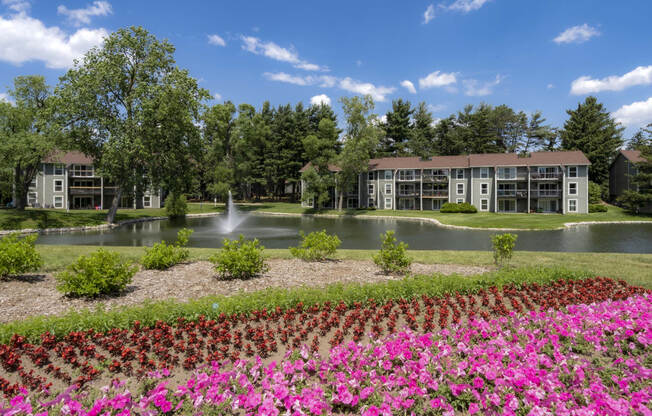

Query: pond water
36 214 652 253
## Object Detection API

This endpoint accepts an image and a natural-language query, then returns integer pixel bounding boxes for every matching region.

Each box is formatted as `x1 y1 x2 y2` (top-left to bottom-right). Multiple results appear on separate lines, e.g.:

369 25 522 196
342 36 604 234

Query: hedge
440 202 478 213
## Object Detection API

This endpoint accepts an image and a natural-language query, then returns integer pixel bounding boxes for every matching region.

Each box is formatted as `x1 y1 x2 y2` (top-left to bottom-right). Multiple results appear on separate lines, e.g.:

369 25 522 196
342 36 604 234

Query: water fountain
218 190 247 233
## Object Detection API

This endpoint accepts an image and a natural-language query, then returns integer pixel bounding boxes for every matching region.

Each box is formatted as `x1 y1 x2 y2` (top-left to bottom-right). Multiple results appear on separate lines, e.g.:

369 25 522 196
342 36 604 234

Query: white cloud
428 104 446 113
207 34 226 47
0 12 107 68
547 83 555 89
2 0 29 12
400 80 416 94
423 4 435 23
463 75 503 96
213 93 222 100
0 92 10 102
338 77 395 102
263 72 312 86
418 71 457 89
356 59 362 67
57 1 112 26
553 24 600 44
570 65 652 95
310 94 331 107
613 97 652 127
240 35 328 72
446 0 491 12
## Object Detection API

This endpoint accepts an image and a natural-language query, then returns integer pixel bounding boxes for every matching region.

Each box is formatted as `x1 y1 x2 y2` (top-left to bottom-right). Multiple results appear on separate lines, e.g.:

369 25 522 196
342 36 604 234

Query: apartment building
609 149 651 213
300 150 590 214
25 151 162 210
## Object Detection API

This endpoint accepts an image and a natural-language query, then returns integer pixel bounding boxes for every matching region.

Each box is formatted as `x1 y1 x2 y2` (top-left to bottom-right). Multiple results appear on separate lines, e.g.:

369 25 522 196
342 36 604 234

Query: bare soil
0 259 489 323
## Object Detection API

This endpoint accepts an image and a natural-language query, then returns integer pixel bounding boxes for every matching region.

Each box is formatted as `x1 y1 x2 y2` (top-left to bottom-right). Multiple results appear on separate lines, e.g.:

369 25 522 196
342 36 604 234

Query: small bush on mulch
210 235 269 280
290 230 341 261
141 228 193 270
0 233 42 279
56 249 137 297
373 230 412 274
491 233 518 267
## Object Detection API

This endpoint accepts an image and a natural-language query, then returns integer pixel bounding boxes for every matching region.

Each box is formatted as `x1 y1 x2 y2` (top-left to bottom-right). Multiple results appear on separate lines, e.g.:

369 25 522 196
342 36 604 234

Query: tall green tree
409 102 436 158
379 99 413 156
232 103 270 200
336 95 382 210
526 111 558 152
202 101 237 200
0 76 56 210
301 116 340 207
627 123 652 151
618 134 651 213
560 96 624 184
54 27 207 223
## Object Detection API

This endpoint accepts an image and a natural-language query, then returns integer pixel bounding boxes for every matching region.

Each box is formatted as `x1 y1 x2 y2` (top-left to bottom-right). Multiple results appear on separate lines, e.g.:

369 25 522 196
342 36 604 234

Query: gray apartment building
25 151 162 210
609 149 651 213
301 150 590 214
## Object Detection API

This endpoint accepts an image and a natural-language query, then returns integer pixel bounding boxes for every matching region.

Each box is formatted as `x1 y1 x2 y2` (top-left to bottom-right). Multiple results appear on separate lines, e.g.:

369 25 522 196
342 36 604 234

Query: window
480 183 488 195
568 182 577 195
568 199 577 212
385 197 392 209
28 192 37 206
498 167 516 179
431 199 442 210
53 195 64 209
29 176 37 188
54 179 63 193
72 165 93 177
368 171 374 180
368 198 375 208
456 169 465 179
498 199 516 212
456 183 464 195
368 183 375 195
143 196 151 208
398 170 415 181
456 198 464 204
54 164 64 176
399 183 415 196
384 170 392 180
568 166 577 178
347 198 358 209
385 183 392 195
480 199 489 211
479 167 489 179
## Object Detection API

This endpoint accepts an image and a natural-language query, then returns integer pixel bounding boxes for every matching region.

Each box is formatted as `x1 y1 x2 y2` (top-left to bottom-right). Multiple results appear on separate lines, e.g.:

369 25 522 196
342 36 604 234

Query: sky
1 0 652 137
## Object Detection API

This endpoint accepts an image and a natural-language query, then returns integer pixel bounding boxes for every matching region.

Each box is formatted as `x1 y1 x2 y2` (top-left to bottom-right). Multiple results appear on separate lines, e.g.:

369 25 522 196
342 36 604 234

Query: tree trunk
107 188 122 224
338 192 343 211
14 167 26 211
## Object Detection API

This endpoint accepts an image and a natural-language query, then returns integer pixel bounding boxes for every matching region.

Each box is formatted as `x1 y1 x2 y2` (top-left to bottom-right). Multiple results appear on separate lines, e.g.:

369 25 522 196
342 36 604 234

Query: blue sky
1 0 652 137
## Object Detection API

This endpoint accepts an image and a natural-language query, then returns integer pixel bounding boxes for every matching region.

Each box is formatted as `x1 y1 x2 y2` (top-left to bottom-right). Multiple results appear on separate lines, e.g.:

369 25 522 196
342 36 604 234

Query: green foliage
379 98 414 156
0 266 592 344
141 228 193 270
210 235 269 280
589 204 608 213
491 233 518 266
56 249 137 297
373 230 412 274
618 190 651 213
440 202 478 213
588 181 602 204
165 193 188 218
0 233 42 279
289 230 341 261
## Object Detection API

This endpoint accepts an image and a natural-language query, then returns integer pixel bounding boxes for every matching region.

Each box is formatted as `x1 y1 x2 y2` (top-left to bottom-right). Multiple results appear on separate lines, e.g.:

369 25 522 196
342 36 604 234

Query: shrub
56 249 137 297
290 230 341 261
491 233 517 267
141 228 194 270
440 202 477 213
0 233 42 279
589 204 608 213
588 181 602 204
165 193 188 218
373 230 412 274
210 235 269 280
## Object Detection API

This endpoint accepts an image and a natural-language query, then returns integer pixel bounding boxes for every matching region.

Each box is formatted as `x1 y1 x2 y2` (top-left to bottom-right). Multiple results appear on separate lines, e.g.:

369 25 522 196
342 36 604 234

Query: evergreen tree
526 111 558 152
409 102 436 157
379 99 413 156
301 117 339 207
618 129 651 213
627 124 652 150
202 102 237 201
560 96 624 184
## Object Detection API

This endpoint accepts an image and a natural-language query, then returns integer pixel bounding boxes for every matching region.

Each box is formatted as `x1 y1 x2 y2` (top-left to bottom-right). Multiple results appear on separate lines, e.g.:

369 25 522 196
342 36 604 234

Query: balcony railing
422 174 448 183
497 190 528 198
531 172 562 180
398 190 419 197
531 190 561 198
69 186 118 195
397 175 419 181
422 190 448 197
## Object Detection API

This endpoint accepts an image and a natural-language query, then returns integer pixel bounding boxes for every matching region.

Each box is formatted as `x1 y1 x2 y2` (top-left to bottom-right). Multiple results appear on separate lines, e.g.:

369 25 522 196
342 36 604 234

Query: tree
526 111 558 152
409 102 436 157
202 102 237 200
618 126 652 212
336 95 382 210
0 76 56 210
378 99 413 156
54 27 207 223
301 117 340 207
627 123 651 151
560 96 624 185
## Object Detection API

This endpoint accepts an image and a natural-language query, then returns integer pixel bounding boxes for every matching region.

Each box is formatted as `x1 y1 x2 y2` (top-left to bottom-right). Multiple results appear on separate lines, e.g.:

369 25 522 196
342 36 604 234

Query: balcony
422 174 448 183
422 190 448 197
69 186 118 195
398 190 419 197
497 190 528 198
531 189 561 198
397 175 419 181
531 172 562 180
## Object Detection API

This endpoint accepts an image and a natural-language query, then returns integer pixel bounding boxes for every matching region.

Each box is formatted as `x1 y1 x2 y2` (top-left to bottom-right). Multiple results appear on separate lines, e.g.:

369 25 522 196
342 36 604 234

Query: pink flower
468 402 480 414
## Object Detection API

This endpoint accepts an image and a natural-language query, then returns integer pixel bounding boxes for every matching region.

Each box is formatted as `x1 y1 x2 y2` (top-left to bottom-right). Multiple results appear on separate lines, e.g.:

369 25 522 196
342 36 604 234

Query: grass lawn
36 245 652 289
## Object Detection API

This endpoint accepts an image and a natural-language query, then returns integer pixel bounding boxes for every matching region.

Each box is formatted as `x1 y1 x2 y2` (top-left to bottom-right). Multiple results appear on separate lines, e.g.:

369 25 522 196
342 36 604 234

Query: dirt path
0 259 489 323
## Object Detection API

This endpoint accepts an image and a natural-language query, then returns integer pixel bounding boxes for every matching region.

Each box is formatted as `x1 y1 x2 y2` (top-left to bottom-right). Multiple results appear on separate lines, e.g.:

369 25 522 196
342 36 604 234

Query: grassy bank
35 245 652 289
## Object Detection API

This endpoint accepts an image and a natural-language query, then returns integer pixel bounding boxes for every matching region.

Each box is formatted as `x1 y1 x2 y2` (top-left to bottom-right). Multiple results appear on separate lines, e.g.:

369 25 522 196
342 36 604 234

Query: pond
35 213 652 253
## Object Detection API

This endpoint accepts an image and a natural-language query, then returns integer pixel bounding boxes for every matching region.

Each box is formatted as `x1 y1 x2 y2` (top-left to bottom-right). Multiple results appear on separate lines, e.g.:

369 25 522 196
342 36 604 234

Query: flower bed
3 294 651 415
0 276 647 401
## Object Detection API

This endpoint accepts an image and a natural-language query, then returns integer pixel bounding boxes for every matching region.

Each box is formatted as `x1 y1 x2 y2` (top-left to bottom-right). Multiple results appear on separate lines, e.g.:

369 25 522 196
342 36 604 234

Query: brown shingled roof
43 150 94 165
526 150 591 166
369 155 469 169
620 149 646 163
468 153 522 167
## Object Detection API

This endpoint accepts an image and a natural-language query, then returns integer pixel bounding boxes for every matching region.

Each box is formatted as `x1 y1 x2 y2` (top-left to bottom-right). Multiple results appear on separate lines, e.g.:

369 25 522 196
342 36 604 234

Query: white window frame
568 199 578 213
480 183 488 195
568 182 577 195
53 179 64 193
568 166 577 178
456 198 464 204
385 183 392 195
368 183 375 195
456 183 464 195
53 164 64 176
431 199 441 211
28 192 38 206
479 167 489 179
143 195 151 208
480 199 489 211
498 199 517 213
29 176 37 188
456 169 465 179
384 170 392 180
368 198 375 208
384 197 392 210
53 195 64 209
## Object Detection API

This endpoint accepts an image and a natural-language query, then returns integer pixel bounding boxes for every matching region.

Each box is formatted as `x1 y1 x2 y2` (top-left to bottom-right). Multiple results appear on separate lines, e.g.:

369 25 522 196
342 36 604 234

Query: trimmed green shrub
588 181 602 204
491 233 518 267
141 228 193 270
373 230 412 274
165 193 188 218
56 249 137 297
589 204 608 213
290 230 341 261
210 235 269 280
0 233 42 279
440 202 478 213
